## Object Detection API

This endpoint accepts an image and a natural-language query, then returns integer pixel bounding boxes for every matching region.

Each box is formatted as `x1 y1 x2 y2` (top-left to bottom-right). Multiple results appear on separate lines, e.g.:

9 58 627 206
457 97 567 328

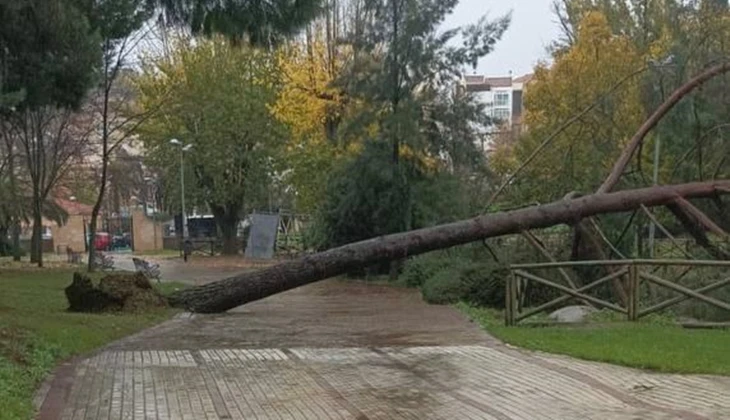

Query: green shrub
421 268 468 304
417 260 511 307
460 262 508 307
401 253 467 287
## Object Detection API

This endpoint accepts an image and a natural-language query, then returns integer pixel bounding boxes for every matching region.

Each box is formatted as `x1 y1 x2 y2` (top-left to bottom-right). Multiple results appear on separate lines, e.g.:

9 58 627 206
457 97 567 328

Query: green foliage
493 12 644 204
459 262 508 307
135 37 285 251
310 141 476 250
420 261 509 307
0 0 101 110
400 252 466 288
157 0 324 47
309 141 411 249
307 0 509 247
421 269 469 304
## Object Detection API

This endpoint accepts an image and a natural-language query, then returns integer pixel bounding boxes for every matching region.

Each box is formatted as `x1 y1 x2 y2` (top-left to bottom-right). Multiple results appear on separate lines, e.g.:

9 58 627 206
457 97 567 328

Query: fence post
505 272 518 326
627 263 639 321
505 273 512 326
504 271 515 327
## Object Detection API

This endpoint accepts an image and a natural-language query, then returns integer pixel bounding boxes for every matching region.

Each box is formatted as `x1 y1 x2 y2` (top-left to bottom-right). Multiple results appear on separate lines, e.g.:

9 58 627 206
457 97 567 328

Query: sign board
245 213 280 259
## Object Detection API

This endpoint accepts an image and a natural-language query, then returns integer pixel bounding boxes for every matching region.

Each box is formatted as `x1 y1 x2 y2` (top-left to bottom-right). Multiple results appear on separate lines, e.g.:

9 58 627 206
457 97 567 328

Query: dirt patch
65 272 167 313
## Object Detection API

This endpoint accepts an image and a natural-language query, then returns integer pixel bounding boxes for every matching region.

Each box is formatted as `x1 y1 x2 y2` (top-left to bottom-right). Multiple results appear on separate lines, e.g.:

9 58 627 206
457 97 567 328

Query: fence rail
505 259 730 326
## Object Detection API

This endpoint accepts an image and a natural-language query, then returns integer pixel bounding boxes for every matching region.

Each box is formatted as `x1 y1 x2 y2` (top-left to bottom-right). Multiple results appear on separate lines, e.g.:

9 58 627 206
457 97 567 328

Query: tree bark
11 221 21 261
168 180 730 313
30 204 43 266
88 133 109 271
212 204 241 255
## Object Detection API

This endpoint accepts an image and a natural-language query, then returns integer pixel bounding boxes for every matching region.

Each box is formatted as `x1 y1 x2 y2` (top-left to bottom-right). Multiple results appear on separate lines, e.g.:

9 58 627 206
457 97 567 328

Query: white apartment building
459 73 533 138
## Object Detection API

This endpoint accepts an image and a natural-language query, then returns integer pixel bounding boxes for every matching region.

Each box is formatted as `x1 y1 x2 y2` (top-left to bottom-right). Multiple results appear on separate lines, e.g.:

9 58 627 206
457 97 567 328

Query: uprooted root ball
65 272 167 313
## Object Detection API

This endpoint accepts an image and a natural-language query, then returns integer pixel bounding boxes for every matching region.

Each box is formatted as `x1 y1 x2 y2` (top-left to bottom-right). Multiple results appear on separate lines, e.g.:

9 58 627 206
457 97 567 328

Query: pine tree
312 0 509 255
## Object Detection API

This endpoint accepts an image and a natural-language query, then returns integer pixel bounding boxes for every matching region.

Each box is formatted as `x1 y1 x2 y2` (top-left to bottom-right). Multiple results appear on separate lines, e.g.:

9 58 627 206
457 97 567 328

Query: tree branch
599 62 730 193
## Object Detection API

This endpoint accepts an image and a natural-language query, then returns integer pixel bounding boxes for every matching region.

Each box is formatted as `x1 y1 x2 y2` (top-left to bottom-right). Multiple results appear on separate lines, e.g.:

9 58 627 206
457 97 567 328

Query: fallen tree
168 180 730 313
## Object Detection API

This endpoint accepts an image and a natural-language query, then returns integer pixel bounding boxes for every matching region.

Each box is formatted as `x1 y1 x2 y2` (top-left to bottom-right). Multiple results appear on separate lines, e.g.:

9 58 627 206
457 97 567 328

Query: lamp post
170 139 192 240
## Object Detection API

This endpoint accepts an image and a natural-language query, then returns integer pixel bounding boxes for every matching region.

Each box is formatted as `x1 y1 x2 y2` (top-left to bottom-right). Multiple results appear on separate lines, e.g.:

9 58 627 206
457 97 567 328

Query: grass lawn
458 303 730 376
0 268 187 420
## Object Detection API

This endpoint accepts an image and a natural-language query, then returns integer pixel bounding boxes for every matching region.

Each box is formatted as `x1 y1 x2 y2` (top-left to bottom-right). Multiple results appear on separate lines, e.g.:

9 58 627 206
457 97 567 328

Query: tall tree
310 0 508 278
84 0 156 271
271 14 358 212
0 0 101 266
135 37 285 254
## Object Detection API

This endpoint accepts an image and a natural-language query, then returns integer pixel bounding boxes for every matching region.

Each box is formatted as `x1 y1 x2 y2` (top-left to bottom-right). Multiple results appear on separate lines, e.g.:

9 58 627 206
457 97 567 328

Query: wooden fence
505 259 730 326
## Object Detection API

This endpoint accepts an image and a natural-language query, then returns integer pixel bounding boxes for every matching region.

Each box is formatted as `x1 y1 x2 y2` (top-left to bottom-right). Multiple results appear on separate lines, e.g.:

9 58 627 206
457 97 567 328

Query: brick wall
131 209 163 252
52 215 87 253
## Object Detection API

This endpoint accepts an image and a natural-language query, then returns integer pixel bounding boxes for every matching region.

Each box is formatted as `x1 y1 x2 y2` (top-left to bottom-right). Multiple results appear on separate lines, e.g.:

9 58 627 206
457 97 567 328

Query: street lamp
170 139 192 240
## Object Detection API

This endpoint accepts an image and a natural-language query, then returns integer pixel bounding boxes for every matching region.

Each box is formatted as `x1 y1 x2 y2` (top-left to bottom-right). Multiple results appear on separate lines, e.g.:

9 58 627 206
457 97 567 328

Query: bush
309 141 479 252
416 258 510 307
421 268 469 304
460 262 508 307
401 253 469 287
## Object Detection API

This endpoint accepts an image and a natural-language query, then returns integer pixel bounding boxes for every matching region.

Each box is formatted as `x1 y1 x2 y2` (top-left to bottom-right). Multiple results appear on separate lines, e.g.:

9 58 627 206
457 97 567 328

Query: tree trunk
168 180 730 313
221 225 239 255
30 206 43 267
87 211 100 271
0 225 8 256
213 204 240 255
11 221 21 261
88 155 109 271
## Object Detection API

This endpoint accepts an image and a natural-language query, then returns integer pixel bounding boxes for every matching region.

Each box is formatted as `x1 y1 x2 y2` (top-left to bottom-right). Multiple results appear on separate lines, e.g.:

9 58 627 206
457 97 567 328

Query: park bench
66 246 82 264
132 257 161 283
93 252 115 271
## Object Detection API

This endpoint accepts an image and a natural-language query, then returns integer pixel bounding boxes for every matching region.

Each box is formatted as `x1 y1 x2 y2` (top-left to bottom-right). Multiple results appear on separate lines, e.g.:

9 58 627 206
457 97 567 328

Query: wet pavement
37 265 730 419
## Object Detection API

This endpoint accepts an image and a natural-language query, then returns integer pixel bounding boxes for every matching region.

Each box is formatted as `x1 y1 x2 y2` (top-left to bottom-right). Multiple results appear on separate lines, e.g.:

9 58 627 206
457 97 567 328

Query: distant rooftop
462 73 533 92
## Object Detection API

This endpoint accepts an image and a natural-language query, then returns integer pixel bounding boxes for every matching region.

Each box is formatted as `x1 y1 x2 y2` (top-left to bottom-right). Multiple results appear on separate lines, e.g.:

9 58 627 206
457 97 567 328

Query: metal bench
132 257 161 283
93 252 115 271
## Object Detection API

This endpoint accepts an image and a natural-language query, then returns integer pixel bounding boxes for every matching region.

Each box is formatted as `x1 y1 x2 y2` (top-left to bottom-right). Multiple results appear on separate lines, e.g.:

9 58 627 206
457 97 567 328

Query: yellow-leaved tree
493 12 644 203
270 25 360 212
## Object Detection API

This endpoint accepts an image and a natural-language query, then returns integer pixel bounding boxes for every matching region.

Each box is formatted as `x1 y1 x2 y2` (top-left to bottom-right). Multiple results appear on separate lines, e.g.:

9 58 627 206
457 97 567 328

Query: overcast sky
443 0 561 78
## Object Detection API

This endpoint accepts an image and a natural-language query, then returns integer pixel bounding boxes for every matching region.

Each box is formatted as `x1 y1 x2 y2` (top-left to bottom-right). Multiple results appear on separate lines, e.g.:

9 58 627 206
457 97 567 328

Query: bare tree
10 107 91 266
86 23 160 271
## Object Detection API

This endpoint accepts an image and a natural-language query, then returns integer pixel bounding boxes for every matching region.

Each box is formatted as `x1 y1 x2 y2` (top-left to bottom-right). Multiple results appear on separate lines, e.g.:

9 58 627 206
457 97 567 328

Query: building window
494 92 510 106
492 108 510 121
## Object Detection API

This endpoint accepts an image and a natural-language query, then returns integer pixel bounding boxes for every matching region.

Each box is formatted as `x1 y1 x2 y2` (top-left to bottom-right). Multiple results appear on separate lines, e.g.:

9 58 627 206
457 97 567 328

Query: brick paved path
37 279 730 420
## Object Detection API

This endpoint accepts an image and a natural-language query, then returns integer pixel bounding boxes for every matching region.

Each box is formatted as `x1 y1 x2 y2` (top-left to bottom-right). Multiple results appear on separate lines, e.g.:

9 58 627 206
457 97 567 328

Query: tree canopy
135 37 285 253
155 0 324 46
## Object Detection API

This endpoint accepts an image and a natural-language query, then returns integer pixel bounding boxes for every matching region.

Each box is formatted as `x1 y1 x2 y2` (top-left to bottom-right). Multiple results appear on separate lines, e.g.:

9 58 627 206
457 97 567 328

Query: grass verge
458 303 730 375
0 269 186 419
